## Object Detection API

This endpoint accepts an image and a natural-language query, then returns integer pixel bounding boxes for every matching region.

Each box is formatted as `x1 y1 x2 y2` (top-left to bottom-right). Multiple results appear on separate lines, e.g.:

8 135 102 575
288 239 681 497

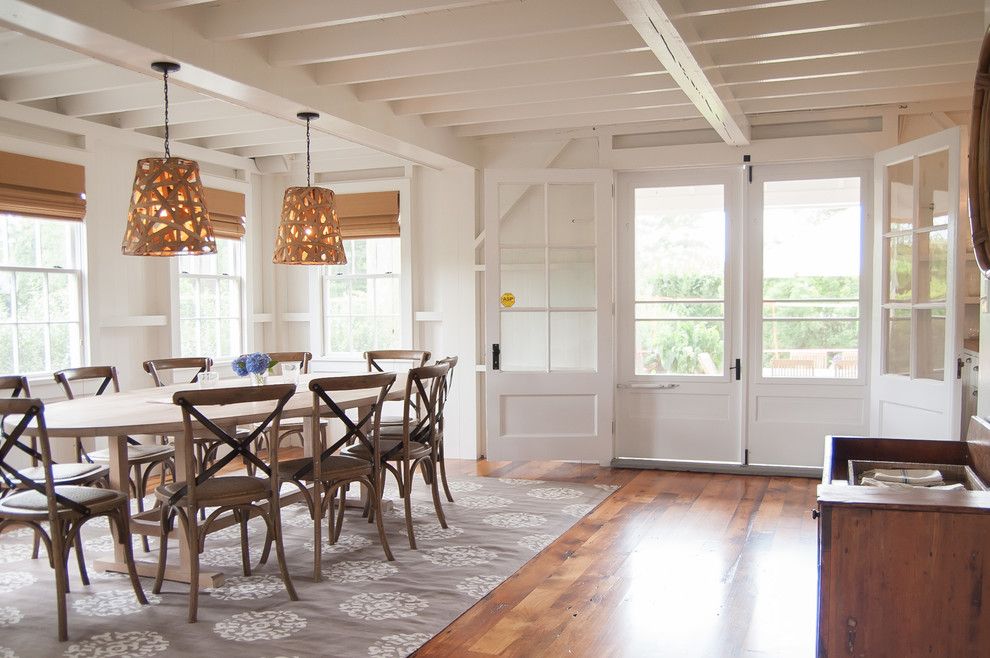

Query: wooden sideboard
817 420 990 657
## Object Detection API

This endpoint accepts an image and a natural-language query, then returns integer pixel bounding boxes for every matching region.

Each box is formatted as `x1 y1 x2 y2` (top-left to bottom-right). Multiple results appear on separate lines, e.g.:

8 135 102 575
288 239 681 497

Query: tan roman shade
0 151 86 221
335 191 400 239
202 187 246 240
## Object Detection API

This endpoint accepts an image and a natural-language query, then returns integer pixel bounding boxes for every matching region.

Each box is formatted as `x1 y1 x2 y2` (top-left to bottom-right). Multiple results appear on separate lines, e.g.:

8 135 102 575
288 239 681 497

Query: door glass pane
499 183 545 245
887 234 912 302
917 307 946 381
548 184 595 246
887 159 914 232
500 248 546 308
635 320 724 375
500 312 547 372
884 308 911 376
917 228 948 302
549 248 595 308
634 185 724 300
550 311 596 371
919 150 949 228
762 177 861 379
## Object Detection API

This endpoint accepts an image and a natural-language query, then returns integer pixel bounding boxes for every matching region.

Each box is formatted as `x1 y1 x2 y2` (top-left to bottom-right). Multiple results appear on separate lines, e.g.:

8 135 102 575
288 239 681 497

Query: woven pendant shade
121 156 216 256
272 185 347 264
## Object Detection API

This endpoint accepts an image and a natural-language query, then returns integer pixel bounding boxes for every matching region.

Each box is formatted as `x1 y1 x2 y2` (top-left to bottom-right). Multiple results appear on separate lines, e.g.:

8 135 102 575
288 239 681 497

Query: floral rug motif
0 474 613 657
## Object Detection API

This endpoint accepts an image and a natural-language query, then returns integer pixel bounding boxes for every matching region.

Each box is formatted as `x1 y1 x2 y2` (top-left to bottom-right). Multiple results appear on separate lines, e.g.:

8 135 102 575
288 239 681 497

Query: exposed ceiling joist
56 82 201 117
0 63 145 102
266 0 627 65
193 0 508 41
613 0 750 145
127 0 214 10
0 34 81 75
314 25 648 86
455 105 703 136
104 99 254 130
164 114 289 140
196 126 356 151
674 0 826 19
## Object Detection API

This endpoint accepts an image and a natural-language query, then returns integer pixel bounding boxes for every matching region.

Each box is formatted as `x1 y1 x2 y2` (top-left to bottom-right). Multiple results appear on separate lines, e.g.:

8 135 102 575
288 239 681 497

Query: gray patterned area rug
0 475 614 658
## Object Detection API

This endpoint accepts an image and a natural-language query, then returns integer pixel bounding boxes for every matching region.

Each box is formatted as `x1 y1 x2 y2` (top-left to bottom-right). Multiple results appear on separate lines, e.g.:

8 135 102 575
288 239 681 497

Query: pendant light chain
305 115 312 186
163 67 171 158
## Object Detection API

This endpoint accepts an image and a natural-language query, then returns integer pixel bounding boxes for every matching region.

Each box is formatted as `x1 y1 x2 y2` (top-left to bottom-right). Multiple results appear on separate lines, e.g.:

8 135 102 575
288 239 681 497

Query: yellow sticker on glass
500 292 516 308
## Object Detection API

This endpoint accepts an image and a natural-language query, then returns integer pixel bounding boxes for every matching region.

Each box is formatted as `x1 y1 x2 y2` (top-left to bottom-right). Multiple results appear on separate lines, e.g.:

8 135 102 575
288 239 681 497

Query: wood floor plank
414 462 818 658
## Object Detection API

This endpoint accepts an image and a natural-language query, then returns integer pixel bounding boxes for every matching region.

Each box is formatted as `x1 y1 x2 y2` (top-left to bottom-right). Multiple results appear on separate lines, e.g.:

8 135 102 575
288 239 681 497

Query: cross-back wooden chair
345 362 449 549
434 356 458 503
365 350 431 426
280 372 395 581
142 357 213 387
0 375 109 563
153 383 298 622
0 397 147 641
55 366 175 552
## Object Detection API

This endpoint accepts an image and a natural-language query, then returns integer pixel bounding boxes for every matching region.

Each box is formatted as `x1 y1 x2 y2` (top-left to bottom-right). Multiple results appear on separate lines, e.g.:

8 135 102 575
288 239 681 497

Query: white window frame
0 213 87 376
310 176 412 361
174 237 246 359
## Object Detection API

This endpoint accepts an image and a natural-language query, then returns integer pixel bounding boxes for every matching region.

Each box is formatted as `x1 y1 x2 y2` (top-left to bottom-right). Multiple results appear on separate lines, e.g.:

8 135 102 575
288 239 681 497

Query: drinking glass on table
282 362 300 385
197 371 220 388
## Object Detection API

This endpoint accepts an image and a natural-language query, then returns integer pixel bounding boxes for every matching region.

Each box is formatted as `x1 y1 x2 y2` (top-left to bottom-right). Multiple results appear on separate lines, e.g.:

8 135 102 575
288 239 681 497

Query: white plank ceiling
0 0 983 162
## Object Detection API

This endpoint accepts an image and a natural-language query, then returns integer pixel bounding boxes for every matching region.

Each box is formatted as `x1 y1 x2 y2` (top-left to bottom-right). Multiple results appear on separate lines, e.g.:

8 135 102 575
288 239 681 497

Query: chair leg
51 521 69 642
133 464 151 553
427 460 448 529
439 447 454 503
366 477 393 561
111 509 148 607
73 526 89 586
237 508 251 577
31 526 41 559
187 510 200 623
334 486 346 543
312 486 322 582
153 507 171 595
268 501 298 601
402 461 416 550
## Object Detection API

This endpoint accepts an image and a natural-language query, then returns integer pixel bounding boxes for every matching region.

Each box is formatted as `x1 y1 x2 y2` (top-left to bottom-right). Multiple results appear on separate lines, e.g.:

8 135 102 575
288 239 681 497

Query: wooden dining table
22 372 405 587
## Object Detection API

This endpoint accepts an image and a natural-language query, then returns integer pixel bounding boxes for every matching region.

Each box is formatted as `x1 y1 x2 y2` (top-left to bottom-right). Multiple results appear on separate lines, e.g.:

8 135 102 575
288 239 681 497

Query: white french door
483 169 614 464
870 128 964 439
615 162 872 468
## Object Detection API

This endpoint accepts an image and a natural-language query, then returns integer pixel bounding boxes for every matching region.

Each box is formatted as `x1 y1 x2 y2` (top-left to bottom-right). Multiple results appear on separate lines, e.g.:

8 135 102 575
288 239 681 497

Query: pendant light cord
305 115 312 186
163 67 171 158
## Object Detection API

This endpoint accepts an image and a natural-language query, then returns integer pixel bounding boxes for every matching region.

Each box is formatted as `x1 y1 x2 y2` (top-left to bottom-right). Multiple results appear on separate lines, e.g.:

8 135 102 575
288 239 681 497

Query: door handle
729 358 742 381
492 343 500 371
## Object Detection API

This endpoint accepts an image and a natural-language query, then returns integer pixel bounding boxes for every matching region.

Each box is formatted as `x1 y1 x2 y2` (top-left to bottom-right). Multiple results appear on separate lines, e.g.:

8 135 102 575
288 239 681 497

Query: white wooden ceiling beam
675 0 825 18
0 63 146 102
456 105 703 136
104 99 253 130
719 41 980 86
691 0 976 44
165 114 290 140
356 52 661 102
0 0 478 168
424 90 694 127
613 0 750 145
392 74 675 115
729 63 974 101
56 82 202 117
266 0 628 65
314 25 648 86
128 0 215 10
739 83 973 115
228 142 382 159
193 0 507 41
0 35 80 75
197 126 355 151
708 13 983 66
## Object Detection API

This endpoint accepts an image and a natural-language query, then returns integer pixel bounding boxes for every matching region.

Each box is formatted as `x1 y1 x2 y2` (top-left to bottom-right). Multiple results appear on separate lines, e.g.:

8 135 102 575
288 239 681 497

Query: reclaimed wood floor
414 460 819 658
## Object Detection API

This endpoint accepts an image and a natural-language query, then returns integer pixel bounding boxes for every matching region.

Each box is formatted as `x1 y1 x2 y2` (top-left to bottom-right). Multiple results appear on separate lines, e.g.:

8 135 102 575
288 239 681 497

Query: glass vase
249 372 267 386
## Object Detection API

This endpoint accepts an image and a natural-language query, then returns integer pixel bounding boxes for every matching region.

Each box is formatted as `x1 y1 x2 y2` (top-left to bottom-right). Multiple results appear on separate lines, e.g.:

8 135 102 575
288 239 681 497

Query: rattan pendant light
121 62 216 257
272 112 347 265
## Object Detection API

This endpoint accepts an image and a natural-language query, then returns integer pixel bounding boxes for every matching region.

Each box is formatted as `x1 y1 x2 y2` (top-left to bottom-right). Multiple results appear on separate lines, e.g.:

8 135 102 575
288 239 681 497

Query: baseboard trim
611 457 822 479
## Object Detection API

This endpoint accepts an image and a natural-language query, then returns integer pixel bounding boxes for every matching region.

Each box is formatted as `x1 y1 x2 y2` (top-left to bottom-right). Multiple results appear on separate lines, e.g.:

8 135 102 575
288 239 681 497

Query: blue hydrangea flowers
232 352 273 377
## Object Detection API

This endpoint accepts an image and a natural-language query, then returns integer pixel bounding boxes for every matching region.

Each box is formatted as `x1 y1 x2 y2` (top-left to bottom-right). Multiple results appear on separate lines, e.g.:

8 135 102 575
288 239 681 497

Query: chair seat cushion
278 455 371 481
89 444 174 464
343 439 431 461
14 462 108 486
156 475 268 506
0 485 122 514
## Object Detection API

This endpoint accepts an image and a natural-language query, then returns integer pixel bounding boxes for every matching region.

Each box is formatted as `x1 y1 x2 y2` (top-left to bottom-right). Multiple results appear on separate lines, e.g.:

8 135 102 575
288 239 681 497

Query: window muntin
323 238 400 355
178 237 243 358
0 214 83 374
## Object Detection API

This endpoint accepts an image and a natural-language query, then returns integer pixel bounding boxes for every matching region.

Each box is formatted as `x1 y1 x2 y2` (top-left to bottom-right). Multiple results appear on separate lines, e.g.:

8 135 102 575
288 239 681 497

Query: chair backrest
267 352 312 374
365 350 431 373
0 375 30 399
143 357 213 387
169 384 295 508
394 363 449 457
299 372 396 481
434 356 458 431
54 366 120 400
0 398 87 519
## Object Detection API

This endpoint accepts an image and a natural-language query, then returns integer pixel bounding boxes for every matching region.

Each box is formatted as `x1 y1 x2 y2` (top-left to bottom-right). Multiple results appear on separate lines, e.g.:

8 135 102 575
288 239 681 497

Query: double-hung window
177 237 244 358
0 214 84 374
